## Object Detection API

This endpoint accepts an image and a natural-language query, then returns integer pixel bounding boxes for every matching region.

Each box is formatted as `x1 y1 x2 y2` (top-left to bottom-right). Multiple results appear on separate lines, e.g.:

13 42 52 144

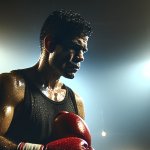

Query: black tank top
6 70 78 144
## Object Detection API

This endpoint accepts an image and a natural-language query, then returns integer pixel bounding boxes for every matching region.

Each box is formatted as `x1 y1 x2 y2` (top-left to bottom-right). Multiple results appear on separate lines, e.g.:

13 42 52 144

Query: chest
6 86 77 144
40 88 66 102
28 88 76 142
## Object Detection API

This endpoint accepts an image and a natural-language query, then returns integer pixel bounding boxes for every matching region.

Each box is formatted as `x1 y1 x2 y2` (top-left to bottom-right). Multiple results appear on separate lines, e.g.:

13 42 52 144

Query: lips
66 63 80 73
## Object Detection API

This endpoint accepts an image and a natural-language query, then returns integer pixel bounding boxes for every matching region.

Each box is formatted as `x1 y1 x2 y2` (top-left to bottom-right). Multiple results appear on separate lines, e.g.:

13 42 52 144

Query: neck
28 48 65 90
30 58 61 89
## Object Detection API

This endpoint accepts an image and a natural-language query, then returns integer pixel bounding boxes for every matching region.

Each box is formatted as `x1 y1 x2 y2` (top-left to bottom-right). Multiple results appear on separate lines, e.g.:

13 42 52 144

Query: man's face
49 36 89 79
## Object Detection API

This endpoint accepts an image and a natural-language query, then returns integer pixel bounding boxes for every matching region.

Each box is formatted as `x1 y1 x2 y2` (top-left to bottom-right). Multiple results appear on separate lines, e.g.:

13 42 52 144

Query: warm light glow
101 130 107 137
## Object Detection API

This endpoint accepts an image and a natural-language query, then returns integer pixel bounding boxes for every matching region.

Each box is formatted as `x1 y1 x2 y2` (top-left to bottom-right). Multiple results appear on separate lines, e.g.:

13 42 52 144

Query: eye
62 41 88 54
70 44 88 54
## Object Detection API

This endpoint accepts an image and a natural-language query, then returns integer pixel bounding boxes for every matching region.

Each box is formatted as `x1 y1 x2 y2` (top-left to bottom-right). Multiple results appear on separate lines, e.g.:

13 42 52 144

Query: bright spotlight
142 60 150 78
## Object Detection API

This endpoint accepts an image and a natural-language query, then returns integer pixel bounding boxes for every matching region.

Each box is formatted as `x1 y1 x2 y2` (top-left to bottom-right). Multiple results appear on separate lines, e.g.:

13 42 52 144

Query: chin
63 72 75 79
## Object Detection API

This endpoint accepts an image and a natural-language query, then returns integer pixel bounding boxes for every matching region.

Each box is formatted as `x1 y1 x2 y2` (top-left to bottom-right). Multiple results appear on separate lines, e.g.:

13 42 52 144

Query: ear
44 35 56 53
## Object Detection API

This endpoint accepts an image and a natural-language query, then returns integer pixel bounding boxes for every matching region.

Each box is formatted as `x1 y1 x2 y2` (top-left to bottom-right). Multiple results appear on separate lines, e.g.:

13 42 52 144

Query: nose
74 50 84 63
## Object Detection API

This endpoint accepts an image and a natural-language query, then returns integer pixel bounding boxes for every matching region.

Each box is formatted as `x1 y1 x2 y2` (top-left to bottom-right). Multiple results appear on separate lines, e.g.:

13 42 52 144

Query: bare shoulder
0 72 25 135
0 72 25 105
74 92 85 119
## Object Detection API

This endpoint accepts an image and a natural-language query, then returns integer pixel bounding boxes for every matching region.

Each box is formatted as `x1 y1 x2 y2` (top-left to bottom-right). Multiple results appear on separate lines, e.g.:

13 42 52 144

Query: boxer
0 9 93 150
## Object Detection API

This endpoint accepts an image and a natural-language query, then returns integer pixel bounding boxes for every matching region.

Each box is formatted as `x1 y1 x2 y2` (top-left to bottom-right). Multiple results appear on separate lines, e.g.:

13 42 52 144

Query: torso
1 68 84 118
5 69 79 144
0 68 84 143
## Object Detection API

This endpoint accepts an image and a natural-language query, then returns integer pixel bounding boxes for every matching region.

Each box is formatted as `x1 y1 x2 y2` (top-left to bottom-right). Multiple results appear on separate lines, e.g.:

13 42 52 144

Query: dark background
1 0 150 149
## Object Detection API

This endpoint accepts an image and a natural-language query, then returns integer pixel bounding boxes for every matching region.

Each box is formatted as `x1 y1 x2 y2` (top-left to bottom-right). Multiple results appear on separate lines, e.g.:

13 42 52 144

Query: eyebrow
71 41 88 52
60 40 88 52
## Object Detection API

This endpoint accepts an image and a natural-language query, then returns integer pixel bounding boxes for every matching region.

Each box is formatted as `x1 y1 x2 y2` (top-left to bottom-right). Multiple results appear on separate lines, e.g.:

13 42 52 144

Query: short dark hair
40 9 92 49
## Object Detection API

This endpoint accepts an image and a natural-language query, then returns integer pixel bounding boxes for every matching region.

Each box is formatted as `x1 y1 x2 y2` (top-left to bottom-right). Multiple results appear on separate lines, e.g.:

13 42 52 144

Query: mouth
66 63 80 73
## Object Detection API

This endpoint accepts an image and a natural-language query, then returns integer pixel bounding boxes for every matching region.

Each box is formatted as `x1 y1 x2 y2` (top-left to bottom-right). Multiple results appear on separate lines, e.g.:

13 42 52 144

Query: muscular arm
0 73 25 150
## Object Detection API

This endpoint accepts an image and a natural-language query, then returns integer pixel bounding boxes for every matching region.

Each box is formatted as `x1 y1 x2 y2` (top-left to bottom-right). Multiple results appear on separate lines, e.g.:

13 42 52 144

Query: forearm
0 136 17 150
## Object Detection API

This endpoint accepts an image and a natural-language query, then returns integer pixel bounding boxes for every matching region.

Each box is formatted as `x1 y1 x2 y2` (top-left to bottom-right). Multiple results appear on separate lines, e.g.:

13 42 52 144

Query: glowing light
101 130 107 137
142 60 150 78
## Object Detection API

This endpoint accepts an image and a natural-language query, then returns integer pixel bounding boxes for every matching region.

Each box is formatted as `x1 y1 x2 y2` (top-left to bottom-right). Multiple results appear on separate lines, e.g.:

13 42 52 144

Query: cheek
59 53 71 63
54 54 69 68
50 51 72 68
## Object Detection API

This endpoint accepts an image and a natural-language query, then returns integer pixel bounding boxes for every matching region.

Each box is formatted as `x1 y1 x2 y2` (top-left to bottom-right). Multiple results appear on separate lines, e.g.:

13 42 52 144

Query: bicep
0 74 15 135
0 105 14 135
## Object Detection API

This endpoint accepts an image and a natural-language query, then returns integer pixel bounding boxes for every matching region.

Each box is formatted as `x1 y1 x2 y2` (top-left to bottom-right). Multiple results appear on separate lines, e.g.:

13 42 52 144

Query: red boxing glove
45 137 93 150
17 112 95 150
51 111 91 146
17 137 94 150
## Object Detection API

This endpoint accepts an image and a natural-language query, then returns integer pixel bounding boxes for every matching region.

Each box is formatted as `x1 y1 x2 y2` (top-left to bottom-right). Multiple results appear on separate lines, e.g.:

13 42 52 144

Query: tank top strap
63 85 78 115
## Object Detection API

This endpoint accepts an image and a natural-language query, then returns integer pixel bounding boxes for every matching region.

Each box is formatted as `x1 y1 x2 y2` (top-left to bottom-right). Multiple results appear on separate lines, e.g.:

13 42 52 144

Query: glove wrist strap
17 142 44 150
